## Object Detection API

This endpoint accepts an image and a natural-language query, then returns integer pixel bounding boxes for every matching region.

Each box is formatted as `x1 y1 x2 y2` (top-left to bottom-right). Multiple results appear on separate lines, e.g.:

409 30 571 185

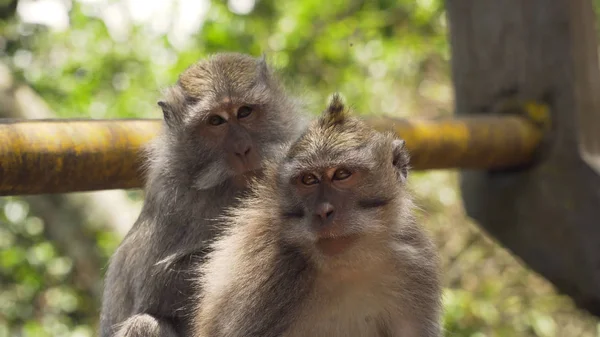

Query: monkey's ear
157 100 168 115
157 100 177 128
158 86 187 128
391 139 410 183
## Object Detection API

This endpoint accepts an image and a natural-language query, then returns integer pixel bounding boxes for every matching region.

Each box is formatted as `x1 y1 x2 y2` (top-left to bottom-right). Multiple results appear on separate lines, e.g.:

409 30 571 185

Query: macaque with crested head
193 94 443 337
99 53 307 337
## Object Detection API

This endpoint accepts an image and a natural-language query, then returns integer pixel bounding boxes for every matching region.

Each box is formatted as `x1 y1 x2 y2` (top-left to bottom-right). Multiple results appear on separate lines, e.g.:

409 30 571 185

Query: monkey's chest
284 285 395 337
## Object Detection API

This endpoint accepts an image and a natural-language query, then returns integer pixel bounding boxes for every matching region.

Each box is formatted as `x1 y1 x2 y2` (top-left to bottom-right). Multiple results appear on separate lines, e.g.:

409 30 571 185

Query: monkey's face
158 54 299 190
179 93 292 190
195 101 262 178
277 136 409 258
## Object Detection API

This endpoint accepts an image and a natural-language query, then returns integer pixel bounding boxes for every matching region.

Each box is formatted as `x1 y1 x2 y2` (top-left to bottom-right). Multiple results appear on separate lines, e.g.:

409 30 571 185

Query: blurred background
0 0 599 336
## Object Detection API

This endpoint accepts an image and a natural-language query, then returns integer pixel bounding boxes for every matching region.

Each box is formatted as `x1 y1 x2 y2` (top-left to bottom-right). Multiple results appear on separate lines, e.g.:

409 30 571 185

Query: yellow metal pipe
0 113 546 195
368 114 545 170
0 119 161 195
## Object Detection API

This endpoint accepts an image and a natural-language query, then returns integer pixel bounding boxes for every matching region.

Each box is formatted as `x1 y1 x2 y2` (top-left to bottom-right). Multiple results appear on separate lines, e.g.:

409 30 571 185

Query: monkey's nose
315 203 335 222
234 144 252 158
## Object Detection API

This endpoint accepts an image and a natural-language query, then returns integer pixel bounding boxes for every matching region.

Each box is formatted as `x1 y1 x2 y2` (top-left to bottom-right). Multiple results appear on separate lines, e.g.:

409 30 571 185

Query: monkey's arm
195 242 312 337
386 226 443 337
195 279 292 337
127 250 207 336
101 235 206 337
107 254 200 337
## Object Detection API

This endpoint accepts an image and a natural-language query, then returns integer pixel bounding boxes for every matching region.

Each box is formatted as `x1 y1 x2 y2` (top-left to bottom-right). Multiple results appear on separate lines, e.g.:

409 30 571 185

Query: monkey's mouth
316 234 360 256
227 154 261 176
231 164 259 174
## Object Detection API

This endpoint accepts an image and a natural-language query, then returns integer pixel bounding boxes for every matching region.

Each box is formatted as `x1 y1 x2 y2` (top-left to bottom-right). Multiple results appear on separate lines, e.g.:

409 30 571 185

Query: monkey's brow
186 102 213 118
188 99 228 116
193 97 266 115
285 160 372 179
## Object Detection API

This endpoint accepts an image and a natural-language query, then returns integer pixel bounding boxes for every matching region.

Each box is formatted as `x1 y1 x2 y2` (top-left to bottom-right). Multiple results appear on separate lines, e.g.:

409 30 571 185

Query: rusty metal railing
0 104 549 195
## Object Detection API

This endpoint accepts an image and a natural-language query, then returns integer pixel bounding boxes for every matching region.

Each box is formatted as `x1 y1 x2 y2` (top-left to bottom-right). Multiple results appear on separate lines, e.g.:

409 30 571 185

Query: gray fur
193 97 443 337
113 314 179 337
99 52 307 337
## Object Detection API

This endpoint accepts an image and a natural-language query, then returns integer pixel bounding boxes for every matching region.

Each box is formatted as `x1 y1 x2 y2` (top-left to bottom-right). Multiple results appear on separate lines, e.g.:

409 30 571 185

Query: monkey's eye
332 168 352 181
300 173 319 186
208 115 226 126
237 106 253 119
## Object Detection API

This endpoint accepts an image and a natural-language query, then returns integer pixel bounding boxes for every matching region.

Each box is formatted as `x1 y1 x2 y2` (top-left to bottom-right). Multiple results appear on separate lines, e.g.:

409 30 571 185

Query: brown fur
193 95 443 337
99 53 307 337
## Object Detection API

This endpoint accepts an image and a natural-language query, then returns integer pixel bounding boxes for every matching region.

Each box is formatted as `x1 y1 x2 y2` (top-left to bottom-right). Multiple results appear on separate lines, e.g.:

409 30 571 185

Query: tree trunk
446 0 600 316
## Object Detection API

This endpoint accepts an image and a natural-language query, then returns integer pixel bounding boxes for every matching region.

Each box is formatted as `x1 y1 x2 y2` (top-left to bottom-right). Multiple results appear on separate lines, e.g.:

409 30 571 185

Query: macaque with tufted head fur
193 94 443 337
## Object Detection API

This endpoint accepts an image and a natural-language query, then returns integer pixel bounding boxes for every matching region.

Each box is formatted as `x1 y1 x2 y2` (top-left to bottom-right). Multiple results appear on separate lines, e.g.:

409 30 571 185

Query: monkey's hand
113 314 179 337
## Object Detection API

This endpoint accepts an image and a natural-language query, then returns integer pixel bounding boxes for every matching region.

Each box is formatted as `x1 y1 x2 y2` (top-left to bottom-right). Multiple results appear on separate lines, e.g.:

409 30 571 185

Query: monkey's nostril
235 145 252 158
316 203 335 221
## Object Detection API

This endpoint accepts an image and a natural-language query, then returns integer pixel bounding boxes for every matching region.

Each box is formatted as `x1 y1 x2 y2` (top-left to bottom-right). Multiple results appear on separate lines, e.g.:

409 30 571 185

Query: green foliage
0 198 95 337
0 0 598 336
